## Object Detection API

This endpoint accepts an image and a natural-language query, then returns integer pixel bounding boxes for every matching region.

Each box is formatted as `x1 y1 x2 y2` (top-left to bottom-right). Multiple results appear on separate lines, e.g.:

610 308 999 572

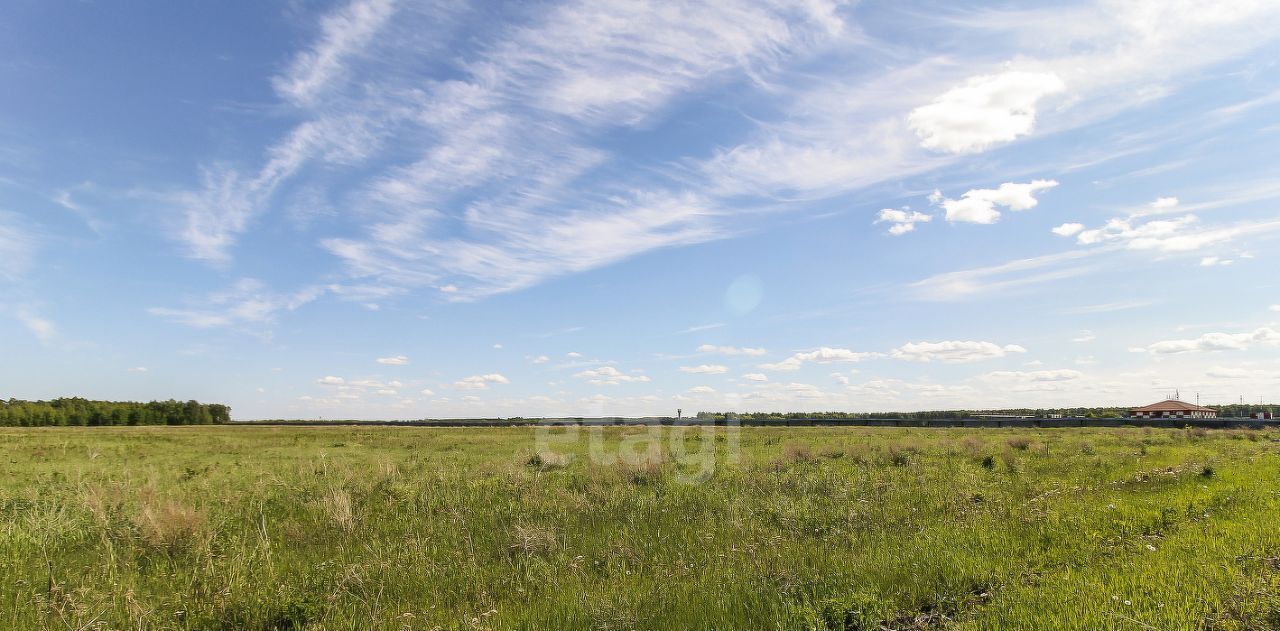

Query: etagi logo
532 420 741 484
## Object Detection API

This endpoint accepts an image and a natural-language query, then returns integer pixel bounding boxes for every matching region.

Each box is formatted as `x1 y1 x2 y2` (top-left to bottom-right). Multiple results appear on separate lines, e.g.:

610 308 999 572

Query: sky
2 0 1279 419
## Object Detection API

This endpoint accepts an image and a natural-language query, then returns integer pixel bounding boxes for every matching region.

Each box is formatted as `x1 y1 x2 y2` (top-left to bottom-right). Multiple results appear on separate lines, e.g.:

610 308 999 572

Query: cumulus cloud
874 208 932 236
1052 222 1084 237
317 376 346 385
759 347 881 371
742 373 769 382
1199 256 1233 267
1075 214 1280 253
574 366 650 386
697 344 767 356
454 373 510 389
687 385 716 394
909 71 1066 154
679 364 729 374
529 354 550 364
376 355 409 365
1146 328 1280 354
891 341 1027 363
934 180 1059 224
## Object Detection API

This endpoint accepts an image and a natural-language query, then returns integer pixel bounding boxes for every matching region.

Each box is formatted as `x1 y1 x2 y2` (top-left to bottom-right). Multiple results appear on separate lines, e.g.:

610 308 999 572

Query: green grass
1 425 1278 630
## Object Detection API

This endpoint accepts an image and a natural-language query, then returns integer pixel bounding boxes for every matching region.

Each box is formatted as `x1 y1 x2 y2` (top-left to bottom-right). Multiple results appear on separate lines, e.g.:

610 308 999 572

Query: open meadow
2 425 1279 630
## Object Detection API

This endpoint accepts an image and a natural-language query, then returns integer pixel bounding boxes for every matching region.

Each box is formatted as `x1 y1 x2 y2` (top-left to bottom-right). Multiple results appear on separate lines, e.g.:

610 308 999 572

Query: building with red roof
1128 399 1218 419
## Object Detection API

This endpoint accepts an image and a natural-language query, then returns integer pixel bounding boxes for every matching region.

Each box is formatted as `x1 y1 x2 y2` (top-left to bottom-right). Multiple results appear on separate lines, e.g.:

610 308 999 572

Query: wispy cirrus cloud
272 0 399 106
148 279 324 330
164 0 1280 307
0 213 36 281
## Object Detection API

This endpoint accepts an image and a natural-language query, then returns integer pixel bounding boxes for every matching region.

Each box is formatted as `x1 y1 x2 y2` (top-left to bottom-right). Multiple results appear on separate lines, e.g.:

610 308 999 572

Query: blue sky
2 0 1279 419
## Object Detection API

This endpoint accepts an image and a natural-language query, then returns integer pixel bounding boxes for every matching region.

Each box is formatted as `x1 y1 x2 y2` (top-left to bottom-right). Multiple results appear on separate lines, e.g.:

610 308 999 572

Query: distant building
1128 400 1217 419
1253 411 1274 420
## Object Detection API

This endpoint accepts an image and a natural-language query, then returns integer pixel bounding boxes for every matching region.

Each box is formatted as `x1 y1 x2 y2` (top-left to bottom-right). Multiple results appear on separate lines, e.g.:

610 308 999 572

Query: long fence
235 417 1280 429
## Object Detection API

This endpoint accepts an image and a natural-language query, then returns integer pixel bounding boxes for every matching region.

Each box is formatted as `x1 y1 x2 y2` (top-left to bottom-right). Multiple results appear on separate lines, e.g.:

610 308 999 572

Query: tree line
0 398 230 427
696 404 1275 421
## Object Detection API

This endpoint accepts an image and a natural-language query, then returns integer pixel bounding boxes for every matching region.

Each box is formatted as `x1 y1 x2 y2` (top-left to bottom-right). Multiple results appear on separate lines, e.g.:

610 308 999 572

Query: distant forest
0 398 230 426
696 404 1275 420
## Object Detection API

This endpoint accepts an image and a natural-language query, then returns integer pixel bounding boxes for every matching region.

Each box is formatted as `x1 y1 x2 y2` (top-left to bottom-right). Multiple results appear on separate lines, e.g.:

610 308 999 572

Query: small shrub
783 443 813 463
1201 465 1216 478
999 450 1019 473
960 437 985 457
510 524 557 556
320 489 356 533
526 451 570 470
624 459 665 486
135 500 208 553
1006 437 1032 451
980 455 996 470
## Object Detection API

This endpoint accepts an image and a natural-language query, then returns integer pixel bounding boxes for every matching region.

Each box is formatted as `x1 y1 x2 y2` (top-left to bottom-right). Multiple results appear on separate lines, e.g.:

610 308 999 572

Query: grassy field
1 425 1278 630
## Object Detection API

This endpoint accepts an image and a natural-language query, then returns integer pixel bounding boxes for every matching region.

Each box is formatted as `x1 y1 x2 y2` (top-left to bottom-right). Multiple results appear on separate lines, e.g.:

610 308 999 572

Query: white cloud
566 351 583 358
317 376 346 385
696 344 767 357
1199 256 1233 267
687 385 716 394
1075 214 1280 253
875 208 932 236
935 180 1059 224
0 216 36 282
1072 330 1096 343
492 343 503 349
892 341 1027 363
149 279 323 329
1052 222 1084 237
759 347 881 371
679 364 729 375
376 355 409 365
742 373 769 382
15 307 56 345
979 369 1083 391
909 71 1066 154
529 355 550 364
1146 328 1280 354
127 366 148 374
1270 305 1280 312
272 0 398 105
1205 366 1249 380
831 372 850 385
420 388 435 396
573 366 650 386
455 373 510 389
909 249 1097 301
1151 196 1179 211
